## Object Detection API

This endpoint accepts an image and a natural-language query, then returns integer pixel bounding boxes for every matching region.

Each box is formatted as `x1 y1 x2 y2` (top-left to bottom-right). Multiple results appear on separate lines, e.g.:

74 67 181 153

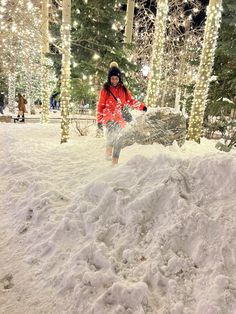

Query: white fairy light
92 53 100 60
146 0 169 107
60 0 71 143
188 0 222 142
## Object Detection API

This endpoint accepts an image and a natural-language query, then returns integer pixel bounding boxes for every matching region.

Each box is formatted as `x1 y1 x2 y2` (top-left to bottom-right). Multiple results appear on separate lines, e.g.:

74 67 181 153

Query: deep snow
0 121 236 314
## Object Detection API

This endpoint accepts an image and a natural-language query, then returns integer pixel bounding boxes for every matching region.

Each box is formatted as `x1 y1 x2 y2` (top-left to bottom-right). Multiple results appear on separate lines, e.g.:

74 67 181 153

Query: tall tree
133 0 205 108
60 0 71 143
0 0 42 112
41 0 50 123
206 0 236 118
8 73 16 113
49 1 138 105
146 0 169 107
124 0 135 44
71 0 127 87
188 0 222 142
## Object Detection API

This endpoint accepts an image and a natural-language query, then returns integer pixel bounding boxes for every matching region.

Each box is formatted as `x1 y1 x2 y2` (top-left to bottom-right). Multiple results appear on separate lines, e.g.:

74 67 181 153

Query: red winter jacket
97 83 145 128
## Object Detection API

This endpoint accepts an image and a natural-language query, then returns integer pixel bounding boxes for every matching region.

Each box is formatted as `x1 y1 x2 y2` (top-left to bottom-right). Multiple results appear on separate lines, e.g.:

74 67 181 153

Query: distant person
96 61 147 166
15 93 27 122
0 92 5 115
56 100 60 110
50 95 54 110
51 91 60 110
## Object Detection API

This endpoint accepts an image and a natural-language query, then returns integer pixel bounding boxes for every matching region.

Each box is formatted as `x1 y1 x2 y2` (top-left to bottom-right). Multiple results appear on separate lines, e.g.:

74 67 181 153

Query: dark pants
0 107 3 114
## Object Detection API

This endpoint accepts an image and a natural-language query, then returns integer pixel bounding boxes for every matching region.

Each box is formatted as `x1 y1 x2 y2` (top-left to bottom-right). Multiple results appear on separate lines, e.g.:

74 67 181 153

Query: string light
8 73 16 113
60 0 71 144
132 1 204 110
124 0 135 44
188 0 222 143
146 0 169 107
92 53 100 60
0 0 43 113
41 0 50 123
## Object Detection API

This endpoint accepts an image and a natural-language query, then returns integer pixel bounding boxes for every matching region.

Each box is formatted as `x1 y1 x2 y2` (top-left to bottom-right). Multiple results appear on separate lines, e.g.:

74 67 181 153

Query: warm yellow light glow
146 0 169 107
92 53 100 60
0 0 42 113
41 0 50 123
188 0 222 143
60 0 71 143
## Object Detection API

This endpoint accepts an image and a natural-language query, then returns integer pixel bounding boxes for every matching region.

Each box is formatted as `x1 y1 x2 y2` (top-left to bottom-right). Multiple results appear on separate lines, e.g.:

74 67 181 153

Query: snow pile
53 155 236 313
0 123 236 314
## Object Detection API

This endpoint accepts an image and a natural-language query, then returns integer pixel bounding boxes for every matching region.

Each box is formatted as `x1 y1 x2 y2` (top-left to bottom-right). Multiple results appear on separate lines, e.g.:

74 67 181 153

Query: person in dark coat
0 92 5 115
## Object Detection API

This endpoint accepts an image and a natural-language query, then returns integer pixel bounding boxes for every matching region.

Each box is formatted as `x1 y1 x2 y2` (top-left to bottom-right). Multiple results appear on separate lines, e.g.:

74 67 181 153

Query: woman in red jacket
97 62 147 166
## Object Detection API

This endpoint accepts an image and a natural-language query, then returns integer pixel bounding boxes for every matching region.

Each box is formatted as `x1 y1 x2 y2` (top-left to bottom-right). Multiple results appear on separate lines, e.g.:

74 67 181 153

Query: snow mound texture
11 153 236 314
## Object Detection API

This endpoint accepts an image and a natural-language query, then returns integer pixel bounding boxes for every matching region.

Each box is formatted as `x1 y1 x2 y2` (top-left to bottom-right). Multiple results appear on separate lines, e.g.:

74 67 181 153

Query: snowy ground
0 120 236 314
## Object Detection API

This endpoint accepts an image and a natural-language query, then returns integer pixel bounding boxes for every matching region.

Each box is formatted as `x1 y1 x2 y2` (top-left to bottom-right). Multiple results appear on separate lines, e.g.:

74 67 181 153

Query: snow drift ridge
14 153 236 314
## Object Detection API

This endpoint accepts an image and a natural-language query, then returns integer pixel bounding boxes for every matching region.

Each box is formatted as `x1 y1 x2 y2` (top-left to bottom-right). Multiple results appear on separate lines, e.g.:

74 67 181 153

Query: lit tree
8 72 16 113
41 0 50 123
124 0 135 44
133 0 205 108
146 0 169 107
70 0 127 91
188 0 222 143
48 1 134 106
204 0 236 122
60 0 71 143
0 0 42 113
0 1 17 112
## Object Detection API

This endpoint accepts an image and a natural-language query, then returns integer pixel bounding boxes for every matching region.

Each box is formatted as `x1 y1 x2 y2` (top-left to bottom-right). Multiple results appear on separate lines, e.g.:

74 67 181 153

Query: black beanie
108 61 121 83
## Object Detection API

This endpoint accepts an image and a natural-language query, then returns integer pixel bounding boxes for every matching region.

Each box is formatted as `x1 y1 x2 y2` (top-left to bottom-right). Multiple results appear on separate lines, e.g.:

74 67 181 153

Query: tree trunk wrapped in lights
188 0 222 143
60 0 71 143
8 73 16 113
41 0 50 123
0 0 43 107
25 73 33 114
124 0 135 44
146 0 168 107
